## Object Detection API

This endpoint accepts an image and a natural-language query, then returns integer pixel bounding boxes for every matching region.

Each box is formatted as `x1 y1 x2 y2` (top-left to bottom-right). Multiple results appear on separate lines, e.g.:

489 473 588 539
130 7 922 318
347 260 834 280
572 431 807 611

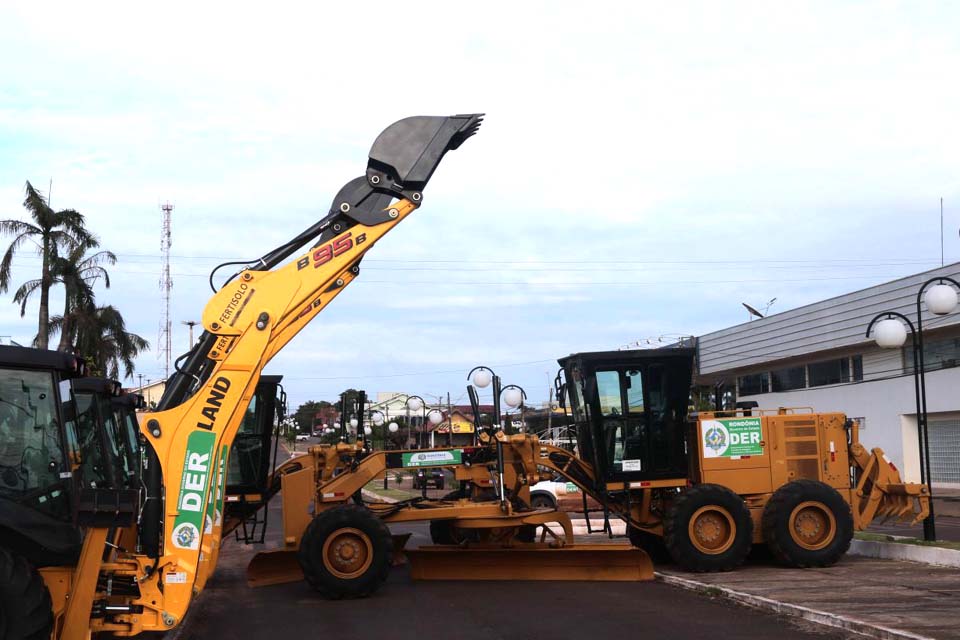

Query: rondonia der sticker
172 430 217 550
701 417 764 458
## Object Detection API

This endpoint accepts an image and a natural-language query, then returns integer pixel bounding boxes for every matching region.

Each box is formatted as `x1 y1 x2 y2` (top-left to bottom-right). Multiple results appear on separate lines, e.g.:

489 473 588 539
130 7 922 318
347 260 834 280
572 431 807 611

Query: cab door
589 363 689 482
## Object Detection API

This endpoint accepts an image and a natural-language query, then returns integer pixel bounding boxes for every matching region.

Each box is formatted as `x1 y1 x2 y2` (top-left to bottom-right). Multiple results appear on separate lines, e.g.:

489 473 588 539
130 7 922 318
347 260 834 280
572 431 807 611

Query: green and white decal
402 449 463 467
203 444 228 534
701 417 763 459
172 430 217 550
215 444 228 527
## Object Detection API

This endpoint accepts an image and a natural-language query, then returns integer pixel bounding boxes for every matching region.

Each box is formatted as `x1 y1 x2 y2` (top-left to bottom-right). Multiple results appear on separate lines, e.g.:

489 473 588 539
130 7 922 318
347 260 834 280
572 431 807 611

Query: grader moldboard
242 347 929 597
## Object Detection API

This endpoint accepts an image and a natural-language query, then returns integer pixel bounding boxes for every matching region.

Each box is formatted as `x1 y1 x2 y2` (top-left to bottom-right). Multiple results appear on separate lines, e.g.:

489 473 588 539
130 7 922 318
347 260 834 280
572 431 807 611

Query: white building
696 262 960 488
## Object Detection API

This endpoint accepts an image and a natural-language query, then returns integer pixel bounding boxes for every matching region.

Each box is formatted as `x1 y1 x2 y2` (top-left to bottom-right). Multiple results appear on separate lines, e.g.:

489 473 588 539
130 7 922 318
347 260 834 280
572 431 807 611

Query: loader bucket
407 544 654 582
367 114 483 192
246 549 303 588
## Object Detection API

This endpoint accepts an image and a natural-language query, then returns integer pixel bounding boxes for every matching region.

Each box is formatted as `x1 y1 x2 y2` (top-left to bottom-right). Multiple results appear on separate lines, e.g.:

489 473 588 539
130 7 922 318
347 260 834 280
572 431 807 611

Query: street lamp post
406 395 427 448
914 277 960 540
468 366 501 434
468 366 530 506
501 384 527 433
865 274 960 542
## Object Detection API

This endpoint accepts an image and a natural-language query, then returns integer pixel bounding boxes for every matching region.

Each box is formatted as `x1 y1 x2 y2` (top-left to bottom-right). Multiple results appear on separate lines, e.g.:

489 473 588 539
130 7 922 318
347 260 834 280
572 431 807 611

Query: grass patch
363 480 419 502
702 586 724 597
855 532 960 551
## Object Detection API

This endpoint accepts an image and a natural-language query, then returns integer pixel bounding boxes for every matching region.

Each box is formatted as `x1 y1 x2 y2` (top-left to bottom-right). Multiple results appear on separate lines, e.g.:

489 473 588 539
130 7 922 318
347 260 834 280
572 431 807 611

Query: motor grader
235 346 929 598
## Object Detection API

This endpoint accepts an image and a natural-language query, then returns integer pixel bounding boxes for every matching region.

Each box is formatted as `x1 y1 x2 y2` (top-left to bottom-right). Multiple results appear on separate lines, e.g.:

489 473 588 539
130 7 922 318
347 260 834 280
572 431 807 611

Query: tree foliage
0 182 94 348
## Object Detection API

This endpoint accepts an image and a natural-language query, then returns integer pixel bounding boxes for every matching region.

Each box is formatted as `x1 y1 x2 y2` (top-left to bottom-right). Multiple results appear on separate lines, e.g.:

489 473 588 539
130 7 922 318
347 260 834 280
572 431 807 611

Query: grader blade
407 544 654 582
246 549 302 587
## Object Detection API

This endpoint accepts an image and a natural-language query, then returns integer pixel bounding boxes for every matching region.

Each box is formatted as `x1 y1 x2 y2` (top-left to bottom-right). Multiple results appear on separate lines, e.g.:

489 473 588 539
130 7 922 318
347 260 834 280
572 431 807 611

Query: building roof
697 262 960 376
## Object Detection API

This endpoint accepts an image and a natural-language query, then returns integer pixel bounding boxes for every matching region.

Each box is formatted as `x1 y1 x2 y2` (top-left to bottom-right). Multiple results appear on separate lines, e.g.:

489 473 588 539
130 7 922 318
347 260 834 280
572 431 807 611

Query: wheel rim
788 501 836 550
688 505 736 555
321 527 374 579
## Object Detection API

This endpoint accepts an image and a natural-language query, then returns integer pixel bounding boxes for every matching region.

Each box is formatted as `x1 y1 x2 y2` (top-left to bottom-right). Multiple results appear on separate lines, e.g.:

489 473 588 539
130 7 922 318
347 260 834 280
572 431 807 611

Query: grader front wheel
762 479 853 568
298 505 393 599
664 484 753 572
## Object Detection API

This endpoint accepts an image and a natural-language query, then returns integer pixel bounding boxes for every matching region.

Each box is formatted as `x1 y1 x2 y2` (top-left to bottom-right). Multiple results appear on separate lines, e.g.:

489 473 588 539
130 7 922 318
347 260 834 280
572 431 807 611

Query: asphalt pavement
172 503 846 640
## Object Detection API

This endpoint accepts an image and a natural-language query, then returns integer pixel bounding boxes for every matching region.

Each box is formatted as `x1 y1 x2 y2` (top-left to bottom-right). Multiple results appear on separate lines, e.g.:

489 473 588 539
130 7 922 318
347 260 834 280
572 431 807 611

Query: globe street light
406 395 427 448
469 366 494 389
467 366 503 439
910 276 960 540
501 384 527 433
866 310 933 540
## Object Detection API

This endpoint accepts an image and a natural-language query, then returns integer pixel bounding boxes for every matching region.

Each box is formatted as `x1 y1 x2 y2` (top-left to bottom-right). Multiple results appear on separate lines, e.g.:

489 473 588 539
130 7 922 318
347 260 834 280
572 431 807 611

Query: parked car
295 433 310 442
529 477 601 511
412 468 445 490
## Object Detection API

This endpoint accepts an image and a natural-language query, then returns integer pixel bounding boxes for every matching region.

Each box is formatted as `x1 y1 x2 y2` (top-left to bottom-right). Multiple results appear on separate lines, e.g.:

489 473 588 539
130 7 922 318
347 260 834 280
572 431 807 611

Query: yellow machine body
693 409 930 542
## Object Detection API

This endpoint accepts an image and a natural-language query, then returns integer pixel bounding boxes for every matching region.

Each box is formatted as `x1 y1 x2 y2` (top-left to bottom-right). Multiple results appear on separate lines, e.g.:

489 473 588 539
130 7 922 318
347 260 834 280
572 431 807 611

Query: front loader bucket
407 544 654 582
246 549 303 588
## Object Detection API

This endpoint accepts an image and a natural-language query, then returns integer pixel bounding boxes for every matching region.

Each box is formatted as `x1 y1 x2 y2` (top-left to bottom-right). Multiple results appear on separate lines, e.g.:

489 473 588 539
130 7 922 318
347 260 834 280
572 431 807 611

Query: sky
0 1 958 411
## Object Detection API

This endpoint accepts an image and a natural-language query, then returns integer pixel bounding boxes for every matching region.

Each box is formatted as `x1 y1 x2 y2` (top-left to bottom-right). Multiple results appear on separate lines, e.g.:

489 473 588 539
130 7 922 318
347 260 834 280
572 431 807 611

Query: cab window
74 393 110 488
595 370 622 416
0 368 69 517
626 369 644 413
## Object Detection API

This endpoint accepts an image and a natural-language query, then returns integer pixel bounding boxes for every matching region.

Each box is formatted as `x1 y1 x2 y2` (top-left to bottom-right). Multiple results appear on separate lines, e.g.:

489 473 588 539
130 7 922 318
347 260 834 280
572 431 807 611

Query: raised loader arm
116 114 482 635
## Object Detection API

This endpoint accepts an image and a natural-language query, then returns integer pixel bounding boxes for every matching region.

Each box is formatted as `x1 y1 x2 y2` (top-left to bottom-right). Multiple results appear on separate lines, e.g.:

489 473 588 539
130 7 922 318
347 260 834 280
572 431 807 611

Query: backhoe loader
0 114 485 638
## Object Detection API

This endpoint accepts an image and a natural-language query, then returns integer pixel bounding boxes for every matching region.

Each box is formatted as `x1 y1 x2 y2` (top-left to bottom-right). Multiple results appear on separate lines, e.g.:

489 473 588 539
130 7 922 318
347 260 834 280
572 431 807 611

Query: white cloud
1 1 959 407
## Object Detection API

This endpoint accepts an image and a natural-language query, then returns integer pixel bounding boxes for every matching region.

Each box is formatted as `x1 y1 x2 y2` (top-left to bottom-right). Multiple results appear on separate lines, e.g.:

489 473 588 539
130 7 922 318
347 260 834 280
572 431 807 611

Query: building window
852 355 863 381
771 366 805 391
923 337 960 371
737 373 768 395
903 337 960 374
808 358 850 387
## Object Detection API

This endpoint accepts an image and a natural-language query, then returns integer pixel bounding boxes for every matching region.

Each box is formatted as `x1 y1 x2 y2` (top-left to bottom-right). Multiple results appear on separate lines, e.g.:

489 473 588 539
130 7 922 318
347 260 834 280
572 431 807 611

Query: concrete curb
362 489 398 503
656 572 934 640
849 538 960 567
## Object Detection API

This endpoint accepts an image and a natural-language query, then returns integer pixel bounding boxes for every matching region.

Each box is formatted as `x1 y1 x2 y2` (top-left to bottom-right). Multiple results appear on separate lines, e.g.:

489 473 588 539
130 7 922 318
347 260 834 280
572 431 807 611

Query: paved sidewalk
660 555 960 640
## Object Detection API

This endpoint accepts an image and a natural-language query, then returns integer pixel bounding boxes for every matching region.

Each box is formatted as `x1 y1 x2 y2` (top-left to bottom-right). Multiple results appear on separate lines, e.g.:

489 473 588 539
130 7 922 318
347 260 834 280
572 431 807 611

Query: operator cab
111 391 146 486
558 348 695 485
70 378 135 491
0 345 86 564
224 375 285 542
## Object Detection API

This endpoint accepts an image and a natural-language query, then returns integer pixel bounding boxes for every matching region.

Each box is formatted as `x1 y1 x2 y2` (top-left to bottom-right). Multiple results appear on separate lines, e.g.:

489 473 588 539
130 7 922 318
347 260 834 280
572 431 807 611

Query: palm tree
14 240 117 351
50 305 149 380
0 182 94 348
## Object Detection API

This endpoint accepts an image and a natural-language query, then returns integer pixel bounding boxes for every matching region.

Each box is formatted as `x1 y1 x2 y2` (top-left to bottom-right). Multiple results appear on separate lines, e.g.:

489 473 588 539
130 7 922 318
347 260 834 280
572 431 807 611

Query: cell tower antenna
159 202 174 380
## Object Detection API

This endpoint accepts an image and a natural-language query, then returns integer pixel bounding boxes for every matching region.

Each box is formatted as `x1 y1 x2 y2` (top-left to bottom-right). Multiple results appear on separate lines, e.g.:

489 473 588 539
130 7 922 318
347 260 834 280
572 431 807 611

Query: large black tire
762 479 853 568
297 505 392 599
627 526 670 563
0 547 53 640
529 492 556 510
664 484 753 572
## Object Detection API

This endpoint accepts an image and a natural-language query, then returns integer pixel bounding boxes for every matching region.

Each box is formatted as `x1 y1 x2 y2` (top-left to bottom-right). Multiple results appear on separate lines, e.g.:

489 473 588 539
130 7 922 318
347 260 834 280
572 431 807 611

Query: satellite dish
742 302 764 319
